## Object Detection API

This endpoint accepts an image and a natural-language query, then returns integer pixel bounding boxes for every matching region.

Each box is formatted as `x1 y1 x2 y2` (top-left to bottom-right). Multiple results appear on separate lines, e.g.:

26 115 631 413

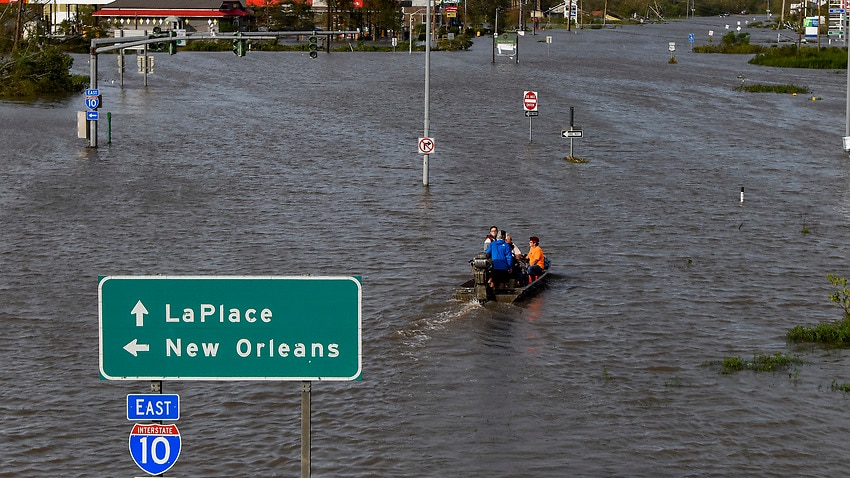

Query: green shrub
750 45 848 68
787 316 850 344
0 45 88 98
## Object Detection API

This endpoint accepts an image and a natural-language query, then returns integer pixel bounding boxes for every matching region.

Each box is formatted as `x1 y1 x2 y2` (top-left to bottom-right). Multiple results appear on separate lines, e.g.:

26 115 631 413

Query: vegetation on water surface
565 156 589 163
827 274 850 316
704 352 802 374
735 83 810 94
749 45 848 69
694 32 848 70
693 32 764 54
0 45 88 99
830 379 850 393
786 275 850 345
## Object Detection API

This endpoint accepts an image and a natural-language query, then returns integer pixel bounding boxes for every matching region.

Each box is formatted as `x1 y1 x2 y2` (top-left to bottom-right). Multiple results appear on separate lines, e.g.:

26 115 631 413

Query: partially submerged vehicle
453 252 550 304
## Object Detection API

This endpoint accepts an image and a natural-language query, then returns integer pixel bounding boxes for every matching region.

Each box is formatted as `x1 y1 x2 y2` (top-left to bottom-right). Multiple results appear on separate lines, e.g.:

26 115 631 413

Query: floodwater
2 17 850 477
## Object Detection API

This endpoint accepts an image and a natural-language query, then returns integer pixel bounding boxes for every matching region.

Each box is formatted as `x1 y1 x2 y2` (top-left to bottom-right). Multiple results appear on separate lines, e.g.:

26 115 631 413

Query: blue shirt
486 239 514 271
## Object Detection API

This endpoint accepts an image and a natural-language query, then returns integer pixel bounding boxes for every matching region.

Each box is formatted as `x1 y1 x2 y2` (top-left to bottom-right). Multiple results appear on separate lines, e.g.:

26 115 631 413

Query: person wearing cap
505 233 526 284
526 236 545 283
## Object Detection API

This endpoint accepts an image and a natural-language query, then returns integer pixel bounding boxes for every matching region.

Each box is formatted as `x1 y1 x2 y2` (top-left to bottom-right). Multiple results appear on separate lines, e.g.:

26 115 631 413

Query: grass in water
707 352 802 374
786 275 850 346
831 379 850 393
787 317 850 345
735 83 810 94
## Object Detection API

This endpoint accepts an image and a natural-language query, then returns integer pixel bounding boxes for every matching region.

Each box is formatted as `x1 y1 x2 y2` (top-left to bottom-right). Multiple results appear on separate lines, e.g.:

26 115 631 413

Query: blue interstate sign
127 394 180 421
129 423 181 475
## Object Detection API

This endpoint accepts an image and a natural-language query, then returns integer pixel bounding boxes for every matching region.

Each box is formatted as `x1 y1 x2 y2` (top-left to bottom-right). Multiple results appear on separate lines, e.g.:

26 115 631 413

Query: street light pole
423 0 431 186
844 37 850 151
409 9 424 55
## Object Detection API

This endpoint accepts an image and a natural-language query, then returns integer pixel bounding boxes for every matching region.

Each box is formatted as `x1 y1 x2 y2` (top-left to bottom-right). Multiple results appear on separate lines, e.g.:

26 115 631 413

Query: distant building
42 0 113 34
0 0 112 35
91 0 252 33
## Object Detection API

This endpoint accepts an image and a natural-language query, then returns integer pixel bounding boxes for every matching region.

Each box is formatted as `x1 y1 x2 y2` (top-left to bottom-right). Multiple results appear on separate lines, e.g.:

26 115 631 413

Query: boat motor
471 252 492 302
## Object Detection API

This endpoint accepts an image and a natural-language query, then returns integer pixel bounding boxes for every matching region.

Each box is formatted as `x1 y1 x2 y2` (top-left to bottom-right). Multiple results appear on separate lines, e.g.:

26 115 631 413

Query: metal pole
143 41 148 87
529 117 533 142
493 8 498 63
514 27 519 63
423 0 431 186
301 381 311 478
844 29 850 150
519 0 523 32
88 44 98 148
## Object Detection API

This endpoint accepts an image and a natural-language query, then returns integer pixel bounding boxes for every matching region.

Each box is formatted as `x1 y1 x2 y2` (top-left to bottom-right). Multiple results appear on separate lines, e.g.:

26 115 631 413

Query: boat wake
393 300 482 350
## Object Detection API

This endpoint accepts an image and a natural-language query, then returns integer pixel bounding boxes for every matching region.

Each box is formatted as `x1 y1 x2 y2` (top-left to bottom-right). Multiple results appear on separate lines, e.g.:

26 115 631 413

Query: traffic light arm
91 30 361 55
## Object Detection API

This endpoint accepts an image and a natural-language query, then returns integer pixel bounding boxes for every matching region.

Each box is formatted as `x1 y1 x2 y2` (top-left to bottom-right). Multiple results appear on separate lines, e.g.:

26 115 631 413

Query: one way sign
562 129 582 138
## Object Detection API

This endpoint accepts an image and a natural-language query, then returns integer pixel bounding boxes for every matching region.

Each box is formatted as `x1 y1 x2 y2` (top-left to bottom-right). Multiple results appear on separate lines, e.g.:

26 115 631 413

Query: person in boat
484 225 498 249
505 233 527 284
526 236 545 283
485 230 514 288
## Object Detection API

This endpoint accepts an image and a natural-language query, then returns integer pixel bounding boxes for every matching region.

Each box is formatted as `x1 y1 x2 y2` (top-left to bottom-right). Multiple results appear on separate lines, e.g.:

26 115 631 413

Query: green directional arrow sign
98 276 361 381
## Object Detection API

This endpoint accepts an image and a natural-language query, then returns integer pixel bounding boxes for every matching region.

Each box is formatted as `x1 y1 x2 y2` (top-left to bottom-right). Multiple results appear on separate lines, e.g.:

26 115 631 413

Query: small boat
453 252 550 304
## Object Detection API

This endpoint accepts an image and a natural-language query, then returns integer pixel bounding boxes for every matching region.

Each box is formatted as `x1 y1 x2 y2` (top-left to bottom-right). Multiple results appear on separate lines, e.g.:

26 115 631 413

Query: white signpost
523 91 538 142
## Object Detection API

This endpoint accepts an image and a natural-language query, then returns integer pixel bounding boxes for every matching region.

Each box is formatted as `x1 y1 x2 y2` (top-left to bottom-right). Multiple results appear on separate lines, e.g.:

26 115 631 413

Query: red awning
93 8 251 17
244 0 312 5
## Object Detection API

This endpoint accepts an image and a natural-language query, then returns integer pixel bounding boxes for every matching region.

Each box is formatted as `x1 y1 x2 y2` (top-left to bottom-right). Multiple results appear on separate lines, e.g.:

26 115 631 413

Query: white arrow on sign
124 339 150 356
131 300 148 327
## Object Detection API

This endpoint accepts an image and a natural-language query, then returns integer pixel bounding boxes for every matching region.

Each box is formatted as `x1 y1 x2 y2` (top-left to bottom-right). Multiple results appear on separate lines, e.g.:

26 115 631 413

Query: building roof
92 0 251 17
97 0 244 8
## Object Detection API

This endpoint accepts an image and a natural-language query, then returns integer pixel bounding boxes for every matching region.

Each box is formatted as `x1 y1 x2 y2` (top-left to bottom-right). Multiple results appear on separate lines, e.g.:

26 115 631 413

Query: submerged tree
0 44 88 98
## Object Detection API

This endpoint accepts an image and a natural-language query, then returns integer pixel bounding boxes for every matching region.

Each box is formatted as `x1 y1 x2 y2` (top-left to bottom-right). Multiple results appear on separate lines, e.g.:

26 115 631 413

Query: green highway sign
98 276 361 381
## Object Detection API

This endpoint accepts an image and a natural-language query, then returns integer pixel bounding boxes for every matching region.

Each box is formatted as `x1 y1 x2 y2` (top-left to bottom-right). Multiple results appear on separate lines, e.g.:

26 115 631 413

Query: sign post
98 276 362 381
523 91 538 143
562 106 583 158
129 423 181 475
101 275 361 478
127 394 180 421
418 137 435 155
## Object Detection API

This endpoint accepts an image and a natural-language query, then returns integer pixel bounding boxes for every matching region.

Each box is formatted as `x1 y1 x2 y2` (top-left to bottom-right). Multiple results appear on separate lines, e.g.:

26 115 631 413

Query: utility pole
13 0 24 53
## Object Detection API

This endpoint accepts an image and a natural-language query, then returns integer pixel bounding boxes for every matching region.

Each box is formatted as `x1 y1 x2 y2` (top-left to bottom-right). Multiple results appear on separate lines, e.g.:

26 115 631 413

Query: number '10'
138 436 171 464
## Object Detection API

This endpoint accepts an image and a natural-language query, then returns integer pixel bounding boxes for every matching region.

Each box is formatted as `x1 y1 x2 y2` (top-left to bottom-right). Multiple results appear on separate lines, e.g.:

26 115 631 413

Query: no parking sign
129 423 181 475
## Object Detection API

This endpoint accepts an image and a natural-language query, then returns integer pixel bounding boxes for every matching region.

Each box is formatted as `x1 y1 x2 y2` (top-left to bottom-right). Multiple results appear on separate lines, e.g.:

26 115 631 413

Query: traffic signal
308 34 318 59
148 27 166 51
167 31 177 55
232 35 247 57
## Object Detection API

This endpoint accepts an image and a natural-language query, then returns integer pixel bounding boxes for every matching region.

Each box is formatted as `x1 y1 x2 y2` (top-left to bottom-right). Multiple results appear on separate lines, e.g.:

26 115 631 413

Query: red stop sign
523 91 538 111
